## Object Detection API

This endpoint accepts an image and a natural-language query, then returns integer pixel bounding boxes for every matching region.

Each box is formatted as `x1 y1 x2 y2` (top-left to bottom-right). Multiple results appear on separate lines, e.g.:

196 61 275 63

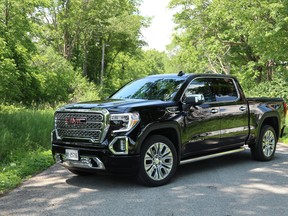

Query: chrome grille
55 111 106 143
56 121 103 130
57 129 101 139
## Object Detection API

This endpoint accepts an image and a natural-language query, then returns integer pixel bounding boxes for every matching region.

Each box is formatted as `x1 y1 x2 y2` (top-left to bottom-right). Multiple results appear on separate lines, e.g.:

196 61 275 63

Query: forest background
0 0 287 195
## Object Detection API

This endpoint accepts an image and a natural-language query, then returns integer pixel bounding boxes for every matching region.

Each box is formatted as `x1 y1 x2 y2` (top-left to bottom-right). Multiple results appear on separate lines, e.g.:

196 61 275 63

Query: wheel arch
254 112 280 147
135 122 182 162
261 117 279 138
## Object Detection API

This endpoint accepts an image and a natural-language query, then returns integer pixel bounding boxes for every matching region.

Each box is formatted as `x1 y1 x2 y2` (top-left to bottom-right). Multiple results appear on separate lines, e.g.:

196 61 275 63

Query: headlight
110 112 140 133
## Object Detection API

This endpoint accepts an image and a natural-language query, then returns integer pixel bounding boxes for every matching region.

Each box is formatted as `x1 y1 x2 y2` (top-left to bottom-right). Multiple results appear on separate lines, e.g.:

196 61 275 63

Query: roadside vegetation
280 115 288 144
0 106 54 195
0 0 288 195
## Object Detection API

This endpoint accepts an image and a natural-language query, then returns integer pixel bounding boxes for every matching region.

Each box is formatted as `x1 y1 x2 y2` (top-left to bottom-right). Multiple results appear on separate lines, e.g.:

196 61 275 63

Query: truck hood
58 99 173 113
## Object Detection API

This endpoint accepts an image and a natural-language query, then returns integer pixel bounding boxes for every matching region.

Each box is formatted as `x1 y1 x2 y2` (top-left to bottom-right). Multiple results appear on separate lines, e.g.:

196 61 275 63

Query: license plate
65 149 79 161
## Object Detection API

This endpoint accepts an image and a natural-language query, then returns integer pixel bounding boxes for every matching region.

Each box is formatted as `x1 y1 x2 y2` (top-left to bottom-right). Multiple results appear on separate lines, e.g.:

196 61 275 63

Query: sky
139 0 175 52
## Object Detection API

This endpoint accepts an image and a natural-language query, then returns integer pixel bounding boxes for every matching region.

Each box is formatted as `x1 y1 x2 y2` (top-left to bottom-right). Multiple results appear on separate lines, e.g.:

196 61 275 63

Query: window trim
181 76 240 104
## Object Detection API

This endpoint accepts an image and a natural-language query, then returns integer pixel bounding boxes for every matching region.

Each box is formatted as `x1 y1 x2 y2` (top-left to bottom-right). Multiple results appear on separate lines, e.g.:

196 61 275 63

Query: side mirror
184 94 205 105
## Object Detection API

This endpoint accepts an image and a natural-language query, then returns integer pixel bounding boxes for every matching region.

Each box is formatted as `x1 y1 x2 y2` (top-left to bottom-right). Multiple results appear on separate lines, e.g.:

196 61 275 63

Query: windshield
110 77 186 101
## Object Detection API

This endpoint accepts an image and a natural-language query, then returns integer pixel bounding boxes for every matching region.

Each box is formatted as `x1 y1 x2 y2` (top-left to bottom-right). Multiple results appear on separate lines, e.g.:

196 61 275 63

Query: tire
68 169 93 176
137 135 178 187
251 125 277 161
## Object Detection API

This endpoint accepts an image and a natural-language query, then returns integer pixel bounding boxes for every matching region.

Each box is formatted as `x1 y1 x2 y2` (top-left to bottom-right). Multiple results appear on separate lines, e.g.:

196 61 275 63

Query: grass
0 105 55 196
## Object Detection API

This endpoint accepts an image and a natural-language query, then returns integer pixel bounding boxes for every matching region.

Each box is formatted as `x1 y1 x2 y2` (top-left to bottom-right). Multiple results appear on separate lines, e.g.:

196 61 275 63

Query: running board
180 147 246 165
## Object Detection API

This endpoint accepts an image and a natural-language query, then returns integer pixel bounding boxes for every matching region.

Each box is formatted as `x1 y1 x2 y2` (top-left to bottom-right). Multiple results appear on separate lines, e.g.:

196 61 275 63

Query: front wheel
137 135 178 187
251 125 277 161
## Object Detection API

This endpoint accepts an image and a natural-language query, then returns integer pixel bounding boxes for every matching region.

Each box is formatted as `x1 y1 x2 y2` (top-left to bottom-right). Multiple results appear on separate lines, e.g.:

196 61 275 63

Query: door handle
239 106 246 112
211 109 218 114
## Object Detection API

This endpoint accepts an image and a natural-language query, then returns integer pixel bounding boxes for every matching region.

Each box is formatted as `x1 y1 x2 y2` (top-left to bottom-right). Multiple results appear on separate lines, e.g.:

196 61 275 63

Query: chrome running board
180 147 246 165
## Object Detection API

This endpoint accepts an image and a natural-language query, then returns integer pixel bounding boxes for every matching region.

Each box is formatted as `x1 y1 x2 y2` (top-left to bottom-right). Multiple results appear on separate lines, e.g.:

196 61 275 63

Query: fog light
119 139 126 151
109 136 128 155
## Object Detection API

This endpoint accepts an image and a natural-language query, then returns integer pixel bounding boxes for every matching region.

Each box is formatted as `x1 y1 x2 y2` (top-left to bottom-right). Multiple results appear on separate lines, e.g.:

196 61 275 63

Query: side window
210 78 238 102
184 77 239 103
184 78 216 102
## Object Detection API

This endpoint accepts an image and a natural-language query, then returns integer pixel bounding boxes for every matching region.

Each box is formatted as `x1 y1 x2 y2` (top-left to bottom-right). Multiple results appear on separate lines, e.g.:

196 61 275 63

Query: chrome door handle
211 109 218 114
239 106 246 112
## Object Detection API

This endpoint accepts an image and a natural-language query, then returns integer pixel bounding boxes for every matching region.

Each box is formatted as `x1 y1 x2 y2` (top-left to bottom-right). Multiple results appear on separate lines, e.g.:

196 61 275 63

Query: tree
0 0 48 103
104 49 170 96
169 0 288 87
40 0 146 85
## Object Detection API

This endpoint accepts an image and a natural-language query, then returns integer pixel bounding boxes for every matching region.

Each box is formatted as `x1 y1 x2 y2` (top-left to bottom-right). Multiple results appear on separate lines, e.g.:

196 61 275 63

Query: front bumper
52 144 140 174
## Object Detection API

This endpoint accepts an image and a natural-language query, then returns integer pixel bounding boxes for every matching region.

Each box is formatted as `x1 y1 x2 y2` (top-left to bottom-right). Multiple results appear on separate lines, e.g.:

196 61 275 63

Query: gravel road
0 144 288 216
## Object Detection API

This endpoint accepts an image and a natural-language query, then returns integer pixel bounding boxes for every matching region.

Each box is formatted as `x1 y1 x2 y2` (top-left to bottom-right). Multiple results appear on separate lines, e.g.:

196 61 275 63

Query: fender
134 121 182 159
254 110 280 146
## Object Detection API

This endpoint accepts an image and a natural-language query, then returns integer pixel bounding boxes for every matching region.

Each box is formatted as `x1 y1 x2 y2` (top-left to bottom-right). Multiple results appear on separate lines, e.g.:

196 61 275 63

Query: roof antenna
178 71 185 76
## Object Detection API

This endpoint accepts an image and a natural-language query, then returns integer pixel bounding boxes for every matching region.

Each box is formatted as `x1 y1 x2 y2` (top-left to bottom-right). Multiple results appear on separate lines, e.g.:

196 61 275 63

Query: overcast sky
139 0 175 52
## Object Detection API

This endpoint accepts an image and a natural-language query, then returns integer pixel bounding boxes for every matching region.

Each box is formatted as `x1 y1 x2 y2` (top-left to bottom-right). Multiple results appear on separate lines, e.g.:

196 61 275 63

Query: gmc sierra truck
51 72 286 186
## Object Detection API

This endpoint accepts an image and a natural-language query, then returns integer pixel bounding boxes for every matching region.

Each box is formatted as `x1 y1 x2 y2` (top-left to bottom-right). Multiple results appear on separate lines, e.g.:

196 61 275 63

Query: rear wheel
137 135 178 187
251 125 277 161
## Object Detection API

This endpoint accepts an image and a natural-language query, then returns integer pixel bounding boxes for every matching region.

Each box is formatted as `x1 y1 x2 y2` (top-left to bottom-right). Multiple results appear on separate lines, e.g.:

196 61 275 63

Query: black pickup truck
51 72 286 186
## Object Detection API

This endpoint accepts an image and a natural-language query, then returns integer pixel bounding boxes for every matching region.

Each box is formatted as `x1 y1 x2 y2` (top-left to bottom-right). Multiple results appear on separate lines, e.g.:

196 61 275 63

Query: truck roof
146 73 234 79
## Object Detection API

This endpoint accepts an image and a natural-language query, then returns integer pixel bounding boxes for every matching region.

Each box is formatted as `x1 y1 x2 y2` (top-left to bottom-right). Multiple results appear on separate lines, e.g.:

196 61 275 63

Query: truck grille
55 111 108 143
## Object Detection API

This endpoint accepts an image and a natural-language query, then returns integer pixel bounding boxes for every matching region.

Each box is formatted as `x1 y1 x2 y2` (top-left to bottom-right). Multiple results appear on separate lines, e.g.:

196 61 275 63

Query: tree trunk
83 45 88 77
256 66 263 83
266 60 273 81
100 41 105 86
63 0 71 59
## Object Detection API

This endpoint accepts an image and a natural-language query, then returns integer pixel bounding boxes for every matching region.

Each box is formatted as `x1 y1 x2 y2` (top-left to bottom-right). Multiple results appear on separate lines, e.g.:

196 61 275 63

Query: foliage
40 0 147 85
169 0 288 84
0 107 55 195
30 45 100 104
243 74 288 102
280 115 288 144
104 49 169 95
0 0 151 106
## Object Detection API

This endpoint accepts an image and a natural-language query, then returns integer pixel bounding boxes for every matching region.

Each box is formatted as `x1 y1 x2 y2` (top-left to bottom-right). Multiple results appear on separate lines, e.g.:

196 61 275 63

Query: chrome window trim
181 76 240 104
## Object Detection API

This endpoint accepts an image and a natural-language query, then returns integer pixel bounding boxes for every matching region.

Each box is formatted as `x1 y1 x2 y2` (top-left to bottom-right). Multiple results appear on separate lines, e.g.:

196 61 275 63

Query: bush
1 44 101 106
242 76 288 102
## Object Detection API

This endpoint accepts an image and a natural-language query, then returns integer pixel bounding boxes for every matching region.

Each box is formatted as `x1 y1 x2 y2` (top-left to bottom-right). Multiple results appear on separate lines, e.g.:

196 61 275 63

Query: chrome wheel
144 142 173 181
262 130 276 158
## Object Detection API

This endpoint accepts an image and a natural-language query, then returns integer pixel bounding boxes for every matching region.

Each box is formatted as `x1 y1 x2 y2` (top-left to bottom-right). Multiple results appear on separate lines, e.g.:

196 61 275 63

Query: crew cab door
182 78 221 157
210 78 249 147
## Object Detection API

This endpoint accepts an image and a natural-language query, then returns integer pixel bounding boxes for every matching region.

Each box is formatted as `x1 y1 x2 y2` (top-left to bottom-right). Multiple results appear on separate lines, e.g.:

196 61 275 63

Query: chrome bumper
55 154 106 170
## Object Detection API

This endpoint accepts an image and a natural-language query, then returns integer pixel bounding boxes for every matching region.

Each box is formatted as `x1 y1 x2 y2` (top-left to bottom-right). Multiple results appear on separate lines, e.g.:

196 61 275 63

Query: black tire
251 125 277 161
137 135 178 187
68 169 93 176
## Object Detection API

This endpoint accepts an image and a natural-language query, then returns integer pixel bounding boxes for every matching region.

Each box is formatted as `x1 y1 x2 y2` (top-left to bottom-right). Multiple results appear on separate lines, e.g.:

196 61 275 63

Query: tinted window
184 78 216 102
111 77 185 101
184 77 238 103
210 78 238 102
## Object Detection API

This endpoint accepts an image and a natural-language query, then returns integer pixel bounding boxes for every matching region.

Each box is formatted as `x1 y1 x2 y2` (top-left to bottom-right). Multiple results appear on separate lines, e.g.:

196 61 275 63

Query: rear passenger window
184 77 239 103
210 78 238 102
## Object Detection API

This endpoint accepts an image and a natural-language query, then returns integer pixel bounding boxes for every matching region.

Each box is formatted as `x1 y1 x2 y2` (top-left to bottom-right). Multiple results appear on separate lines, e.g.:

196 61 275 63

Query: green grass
0 105 55 196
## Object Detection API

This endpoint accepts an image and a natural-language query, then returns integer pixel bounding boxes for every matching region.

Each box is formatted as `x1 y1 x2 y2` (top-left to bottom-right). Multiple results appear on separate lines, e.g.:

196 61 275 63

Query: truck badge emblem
65 118 86 124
